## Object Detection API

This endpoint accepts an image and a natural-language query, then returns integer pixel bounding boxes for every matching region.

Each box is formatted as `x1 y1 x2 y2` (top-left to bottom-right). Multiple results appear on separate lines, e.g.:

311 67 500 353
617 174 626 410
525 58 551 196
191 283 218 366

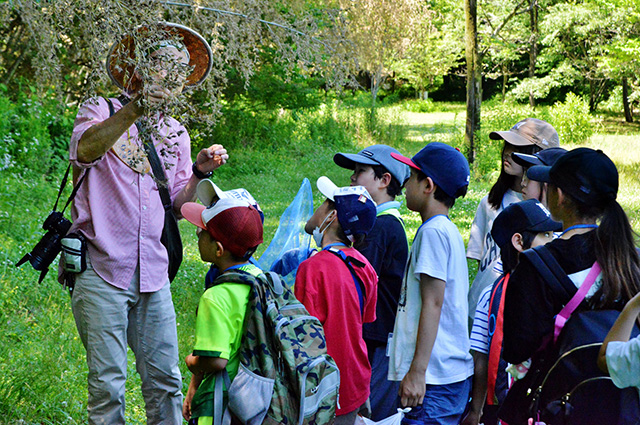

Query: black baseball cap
491 199 562 250
514 147 567 168
526 148 618 206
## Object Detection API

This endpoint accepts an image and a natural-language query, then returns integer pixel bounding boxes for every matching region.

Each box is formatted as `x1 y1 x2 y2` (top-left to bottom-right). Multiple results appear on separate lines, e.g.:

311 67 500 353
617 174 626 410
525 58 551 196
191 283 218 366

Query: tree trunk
528 0 538 108
622 77 633 123
370 67 384 129
502 65 508 102
465 0 481 164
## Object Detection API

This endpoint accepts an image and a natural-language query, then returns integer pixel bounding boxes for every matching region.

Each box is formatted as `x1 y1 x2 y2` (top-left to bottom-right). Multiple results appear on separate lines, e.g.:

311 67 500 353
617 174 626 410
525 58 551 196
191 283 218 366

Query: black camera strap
54 164 89 214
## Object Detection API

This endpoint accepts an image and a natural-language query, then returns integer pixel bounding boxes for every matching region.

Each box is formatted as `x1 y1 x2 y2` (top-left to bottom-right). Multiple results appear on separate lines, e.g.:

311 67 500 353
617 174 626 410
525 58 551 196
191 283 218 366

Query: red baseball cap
181 198 263 258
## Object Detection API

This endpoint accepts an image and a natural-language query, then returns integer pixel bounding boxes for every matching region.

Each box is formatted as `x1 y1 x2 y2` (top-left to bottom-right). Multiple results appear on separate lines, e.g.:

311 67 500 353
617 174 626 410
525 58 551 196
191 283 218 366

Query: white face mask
312 212 336 247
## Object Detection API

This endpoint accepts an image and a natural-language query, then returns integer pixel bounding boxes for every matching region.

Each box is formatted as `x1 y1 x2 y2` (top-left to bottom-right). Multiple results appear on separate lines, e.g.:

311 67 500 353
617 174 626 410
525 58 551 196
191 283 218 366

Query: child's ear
378 172 392 189
215 240 225 258
511 232 525 252
556 186 566 206
424 176 436 195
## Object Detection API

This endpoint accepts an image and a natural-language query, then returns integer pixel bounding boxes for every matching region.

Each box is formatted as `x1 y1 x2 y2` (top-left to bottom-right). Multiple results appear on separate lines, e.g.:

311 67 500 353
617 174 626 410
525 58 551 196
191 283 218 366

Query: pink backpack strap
553 262 601 342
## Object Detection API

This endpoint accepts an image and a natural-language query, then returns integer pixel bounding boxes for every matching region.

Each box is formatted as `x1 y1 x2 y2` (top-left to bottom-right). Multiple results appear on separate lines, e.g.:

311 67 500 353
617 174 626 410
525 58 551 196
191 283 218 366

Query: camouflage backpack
212 270 339 425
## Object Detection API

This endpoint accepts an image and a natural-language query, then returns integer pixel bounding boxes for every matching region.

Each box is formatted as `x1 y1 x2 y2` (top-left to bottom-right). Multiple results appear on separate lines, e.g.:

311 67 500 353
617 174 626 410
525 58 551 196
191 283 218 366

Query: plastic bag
355 408 410 425
256 178 313 286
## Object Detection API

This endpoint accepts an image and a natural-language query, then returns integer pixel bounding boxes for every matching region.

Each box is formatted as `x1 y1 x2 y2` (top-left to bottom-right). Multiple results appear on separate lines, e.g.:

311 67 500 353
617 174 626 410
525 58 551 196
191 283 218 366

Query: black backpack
498 245 640 425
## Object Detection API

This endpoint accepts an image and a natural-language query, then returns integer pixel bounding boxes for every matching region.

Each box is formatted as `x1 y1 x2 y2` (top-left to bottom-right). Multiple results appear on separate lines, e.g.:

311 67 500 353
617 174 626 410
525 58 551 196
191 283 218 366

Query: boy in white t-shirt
389 142 474 425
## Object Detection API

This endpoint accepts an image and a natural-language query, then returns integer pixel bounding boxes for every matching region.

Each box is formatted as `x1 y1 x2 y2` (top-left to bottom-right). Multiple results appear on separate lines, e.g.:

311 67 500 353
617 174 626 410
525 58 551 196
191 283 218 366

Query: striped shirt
470 284 493 354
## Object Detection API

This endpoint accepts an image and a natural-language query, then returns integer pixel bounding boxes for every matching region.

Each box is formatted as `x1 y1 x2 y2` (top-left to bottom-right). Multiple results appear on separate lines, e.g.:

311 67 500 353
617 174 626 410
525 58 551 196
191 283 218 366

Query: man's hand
194 144 229 175
399 368 426 407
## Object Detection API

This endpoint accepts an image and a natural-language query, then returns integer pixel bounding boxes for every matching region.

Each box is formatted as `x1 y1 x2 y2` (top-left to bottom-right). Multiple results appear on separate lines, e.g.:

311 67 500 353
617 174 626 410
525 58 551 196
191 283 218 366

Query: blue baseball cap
391 142 470 198
514 147 567 168
491 199 562 250
334 145 411 185
317 176 377 242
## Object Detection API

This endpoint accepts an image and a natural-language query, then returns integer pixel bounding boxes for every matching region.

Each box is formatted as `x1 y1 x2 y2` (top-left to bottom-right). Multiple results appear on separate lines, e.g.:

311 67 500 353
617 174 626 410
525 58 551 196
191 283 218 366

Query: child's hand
182 387 194 421
183 372 201 421
399 368 426 407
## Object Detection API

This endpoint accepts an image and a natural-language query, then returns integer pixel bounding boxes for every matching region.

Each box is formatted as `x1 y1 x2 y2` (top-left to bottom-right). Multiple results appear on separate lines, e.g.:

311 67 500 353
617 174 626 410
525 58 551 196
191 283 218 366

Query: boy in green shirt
180 197 264 425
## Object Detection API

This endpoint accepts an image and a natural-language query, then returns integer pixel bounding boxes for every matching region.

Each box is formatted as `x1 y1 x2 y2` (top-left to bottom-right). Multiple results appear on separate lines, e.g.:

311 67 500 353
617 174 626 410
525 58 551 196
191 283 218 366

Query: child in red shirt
295 176 378 425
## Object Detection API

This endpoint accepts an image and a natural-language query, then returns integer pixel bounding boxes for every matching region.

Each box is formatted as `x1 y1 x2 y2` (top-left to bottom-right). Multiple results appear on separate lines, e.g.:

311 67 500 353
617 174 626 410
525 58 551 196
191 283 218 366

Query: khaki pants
71 260 183 425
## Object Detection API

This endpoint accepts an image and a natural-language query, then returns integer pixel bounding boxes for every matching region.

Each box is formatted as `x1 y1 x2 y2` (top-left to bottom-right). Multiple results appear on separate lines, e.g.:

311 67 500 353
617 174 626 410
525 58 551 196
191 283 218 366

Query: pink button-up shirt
67 97 191 292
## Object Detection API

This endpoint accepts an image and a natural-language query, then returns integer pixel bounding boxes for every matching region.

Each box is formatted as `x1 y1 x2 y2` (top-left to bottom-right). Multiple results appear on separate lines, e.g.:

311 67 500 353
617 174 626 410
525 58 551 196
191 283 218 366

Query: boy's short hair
317 176 377 243
370 164 403 197
181 197 264 260
392 142 470 200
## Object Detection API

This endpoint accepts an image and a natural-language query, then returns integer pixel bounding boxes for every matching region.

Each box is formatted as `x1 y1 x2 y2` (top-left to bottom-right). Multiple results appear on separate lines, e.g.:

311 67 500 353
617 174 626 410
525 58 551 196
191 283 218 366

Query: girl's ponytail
594 200 640 308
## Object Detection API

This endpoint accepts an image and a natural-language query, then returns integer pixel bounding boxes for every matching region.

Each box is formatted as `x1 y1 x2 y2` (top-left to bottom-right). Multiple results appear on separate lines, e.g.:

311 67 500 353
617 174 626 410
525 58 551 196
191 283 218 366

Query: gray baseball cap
333 145 411 185
490 118 560 149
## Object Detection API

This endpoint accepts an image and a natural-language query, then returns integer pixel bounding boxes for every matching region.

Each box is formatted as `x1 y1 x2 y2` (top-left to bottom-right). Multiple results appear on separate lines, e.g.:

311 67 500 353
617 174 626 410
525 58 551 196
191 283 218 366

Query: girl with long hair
466 118 559 321
503 147 640 364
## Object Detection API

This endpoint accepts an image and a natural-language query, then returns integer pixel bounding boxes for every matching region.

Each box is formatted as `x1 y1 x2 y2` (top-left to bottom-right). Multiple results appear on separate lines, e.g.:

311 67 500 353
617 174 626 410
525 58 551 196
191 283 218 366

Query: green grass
1 98 639 423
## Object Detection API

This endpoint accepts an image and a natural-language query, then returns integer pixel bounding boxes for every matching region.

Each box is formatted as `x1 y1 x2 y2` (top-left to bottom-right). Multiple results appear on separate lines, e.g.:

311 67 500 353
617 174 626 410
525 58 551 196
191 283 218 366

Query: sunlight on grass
1 100 639 423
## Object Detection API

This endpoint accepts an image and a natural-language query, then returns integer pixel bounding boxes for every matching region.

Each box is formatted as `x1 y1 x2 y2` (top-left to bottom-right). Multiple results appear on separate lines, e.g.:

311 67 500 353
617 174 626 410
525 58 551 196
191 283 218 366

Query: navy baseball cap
391 142 470 198
514 147 567 168
334 145 411 185
491 199 562 250
526 148 618 206
317 176 377 242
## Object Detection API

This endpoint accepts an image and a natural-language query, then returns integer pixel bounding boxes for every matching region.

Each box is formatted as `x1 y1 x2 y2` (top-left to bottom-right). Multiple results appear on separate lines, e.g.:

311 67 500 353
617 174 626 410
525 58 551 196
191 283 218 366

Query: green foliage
0 89 73 175
401 98 436 113
548 92 594 145
1 98 638 424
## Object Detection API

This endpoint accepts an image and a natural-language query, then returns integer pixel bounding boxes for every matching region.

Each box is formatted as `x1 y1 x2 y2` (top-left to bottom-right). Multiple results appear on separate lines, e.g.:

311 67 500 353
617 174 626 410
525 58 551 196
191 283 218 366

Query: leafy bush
547 92 593 145
0 86 73 175
402 98 436 113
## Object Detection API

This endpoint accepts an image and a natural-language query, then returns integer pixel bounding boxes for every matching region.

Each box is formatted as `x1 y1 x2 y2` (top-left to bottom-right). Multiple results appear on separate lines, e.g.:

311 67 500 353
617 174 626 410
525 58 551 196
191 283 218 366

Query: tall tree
342 0 436 121
2 0 352 121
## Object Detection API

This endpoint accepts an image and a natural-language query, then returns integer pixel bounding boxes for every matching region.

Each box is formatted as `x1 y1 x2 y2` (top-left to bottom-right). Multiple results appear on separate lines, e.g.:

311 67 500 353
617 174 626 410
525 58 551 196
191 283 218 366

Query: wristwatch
192 161 213 179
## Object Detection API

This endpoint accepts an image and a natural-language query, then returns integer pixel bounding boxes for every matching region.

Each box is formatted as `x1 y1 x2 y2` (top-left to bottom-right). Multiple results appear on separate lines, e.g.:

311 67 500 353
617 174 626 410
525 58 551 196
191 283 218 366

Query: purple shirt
66 97 192 292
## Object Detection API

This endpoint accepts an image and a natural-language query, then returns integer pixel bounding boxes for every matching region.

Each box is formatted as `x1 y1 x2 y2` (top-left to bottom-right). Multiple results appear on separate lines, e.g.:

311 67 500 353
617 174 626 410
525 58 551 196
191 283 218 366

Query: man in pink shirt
65 23 228 424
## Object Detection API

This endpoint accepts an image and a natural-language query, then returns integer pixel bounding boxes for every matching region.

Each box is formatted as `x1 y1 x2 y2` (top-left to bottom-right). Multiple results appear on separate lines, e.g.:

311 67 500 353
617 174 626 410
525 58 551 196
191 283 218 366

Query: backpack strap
523 245 602 343
522 245 577 303
486 273 509 405
553 262 600 343
214 370 232 425
325 247 366 316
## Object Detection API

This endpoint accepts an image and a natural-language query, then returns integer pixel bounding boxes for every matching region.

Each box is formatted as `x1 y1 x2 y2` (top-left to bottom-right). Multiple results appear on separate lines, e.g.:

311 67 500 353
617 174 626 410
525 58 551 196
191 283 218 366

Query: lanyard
560 224 598 237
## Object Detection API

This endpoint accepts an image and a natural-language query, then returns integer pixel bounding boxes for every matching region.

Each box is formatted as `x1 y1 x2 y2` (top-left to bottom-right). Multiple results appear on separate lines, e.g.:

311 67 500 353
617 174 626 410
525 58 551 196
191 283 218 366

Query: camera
16 211 72 283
